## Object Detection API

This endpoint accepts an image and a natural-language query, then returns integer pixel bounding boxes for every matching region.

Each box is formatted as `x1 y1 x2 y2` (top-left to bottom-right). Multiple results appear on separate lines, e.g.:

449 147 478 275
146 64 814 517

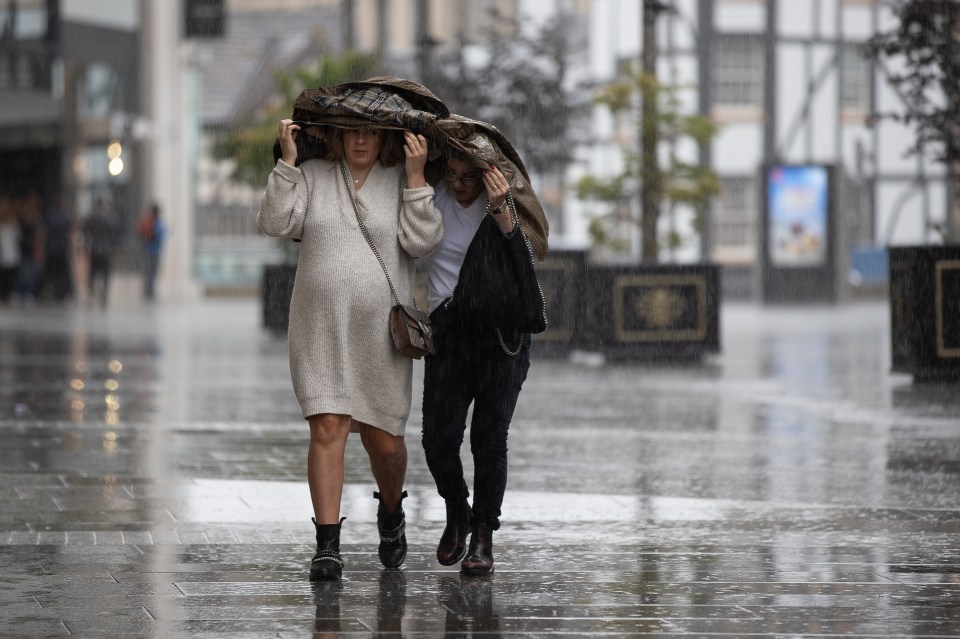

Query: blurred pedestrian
0 199 21 303
16 192 44 303
420 151 545 575
137 203 164 300
82 197 119 308
41 193 74 303
258 119 443 581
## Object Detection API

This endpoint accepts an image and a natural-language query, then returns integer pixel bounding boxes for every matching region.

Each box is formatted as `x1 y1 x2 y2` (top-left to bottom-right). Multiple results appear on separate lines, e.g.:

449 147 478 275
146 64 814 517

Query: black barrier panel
260 255 724 362
889 246 960 381
532 250 587 356
935 260 960 358
537 261 577 342
583 264 721 360
889 252 915 370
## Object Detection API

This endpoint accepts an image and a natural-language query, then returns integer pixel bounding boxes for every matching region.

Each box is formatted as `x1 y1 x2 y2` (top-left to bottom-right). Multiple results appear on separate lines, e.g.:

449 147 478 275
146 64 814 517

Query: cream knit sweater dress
257 158 443 435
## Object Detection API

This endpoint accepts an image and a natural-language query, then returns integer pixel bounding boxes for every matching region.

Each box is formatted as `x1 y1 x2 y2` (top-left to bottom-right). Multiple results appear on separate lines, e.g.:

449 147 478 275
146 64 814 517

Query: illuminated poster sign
767 165 828 267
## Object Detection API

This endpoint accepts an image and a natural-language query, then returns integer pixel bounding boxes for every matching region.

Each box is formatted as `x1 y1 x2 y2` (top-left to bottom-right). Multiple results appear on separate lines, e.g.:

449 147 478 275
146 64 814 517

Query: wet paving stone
1 299 960 636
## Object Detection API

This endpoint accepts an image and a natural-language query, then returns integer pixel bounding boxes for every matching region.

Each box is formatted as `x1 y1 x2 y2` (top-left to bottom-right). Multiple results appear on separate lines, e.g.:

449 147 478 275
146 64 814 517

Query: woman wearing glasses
258 120 443 581
420 152 536 575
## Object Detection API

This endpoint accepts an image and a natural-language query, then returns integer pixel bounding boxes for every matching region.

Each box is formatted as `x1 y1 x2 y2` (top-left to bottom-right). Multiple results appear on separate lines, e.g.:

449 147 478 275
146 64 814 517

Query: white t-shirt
424 181 486 312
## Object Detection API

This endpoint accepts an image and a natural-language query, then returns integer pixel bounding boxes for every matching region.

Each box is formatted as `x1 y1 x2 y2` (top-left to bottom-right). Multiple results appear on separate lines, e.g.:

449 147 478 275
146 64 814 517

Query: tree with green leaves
434 13 585 176
213 51 380 187
576 64 719 261
870 0 960 242
431 10 588 231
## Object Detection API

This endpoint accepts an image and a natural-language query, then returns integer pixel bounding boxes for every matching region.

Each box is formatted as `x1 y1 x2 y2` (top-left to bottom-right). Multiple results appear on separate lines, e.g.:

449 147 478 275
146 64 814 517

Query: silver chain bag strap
339 161 435 359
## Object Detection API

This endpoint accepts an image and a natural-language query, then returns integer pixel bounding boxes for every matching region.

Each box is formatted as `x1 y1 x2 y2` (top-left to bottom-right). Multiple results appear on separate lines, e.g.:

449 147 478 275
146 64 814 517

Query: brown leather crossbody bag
339 162 435 359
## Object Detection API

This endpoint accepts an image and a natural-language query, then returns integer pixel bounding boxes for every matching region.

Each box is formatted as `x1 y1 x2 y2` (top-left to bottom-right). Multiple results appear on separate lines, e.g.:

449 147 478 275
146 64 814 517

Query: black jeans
421 306 531 531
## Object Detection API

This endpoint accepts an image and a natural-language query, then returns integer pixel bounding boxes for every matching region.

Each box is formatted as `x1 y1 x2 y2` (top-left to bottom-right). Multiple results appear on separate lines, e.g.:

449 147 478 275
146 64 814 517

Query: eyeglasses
441 168 481 187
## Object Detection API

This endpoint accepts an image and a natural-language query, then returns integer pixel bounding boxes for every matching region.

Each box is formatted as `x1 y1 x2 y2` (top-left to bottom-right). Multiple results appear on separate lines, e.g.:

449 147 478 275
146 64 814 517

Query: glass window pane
713 35 764 107
840 43 870 110
0 0 48 39
78 63 122 117
714 176 757 247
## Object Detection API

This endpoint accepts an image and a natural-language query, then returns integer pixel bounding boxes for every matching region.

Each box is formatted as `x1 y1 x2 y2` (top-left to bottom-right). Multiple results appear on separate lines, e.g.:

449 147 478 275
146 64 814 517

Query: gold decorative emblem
612 274 707 342
633 287 688 329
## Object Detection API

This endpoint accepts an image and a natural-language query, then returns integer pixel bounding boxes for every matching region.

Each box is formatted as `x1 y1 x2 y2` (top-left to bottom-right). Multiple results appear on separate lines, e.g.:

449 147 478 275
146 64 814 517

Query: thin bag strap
339 161 418 310
490 189 542 357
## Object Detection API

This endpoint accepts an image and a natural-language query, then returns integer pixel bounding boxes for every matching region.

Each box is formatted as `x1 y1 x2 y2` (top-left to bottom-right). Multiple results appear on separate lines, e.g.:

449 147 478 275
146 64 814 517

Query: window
0 0 48 40
78 64 122 117
714 176 757 247
839 43 870 110
712 35 764 107
0 0 51 90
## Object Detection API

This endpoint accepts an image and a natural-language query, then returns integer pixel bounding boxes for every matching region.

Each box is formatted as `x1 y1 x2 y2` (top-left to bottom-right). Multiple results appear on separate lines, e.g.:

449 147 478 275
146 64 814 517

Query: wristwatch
491 201 507 214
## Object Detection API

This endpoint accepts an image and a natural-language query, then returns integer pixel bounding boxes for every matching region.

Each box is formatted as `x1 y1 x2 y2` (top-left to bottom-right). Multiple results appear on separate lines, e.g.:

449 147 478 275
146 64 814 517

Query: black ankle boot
437 499 471 566
374 490 408 569
310 516 346 581
460 523 494 575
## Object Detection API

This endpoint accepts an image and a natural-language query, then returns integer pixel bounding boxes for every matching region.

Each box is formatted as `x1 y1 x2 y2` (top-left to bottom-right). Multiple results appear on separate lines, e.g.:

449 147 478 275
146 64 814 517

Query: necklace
354 178 360 184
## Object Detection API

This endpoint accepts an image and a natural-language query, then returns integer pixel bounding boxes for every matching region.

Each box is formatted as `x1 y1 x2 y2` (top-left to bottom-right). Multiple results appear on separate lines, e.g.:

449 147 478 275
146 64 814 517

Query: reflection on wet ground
1 299 958 637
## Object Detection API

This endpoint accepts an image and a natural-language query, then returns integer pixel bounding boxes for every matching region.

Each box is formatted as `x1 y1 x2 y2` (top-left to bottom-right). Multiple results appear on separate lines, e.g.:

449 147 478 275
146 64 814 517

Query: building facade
293 0 946 296
4 0 944 300
570 0 947 297
0 0 140 261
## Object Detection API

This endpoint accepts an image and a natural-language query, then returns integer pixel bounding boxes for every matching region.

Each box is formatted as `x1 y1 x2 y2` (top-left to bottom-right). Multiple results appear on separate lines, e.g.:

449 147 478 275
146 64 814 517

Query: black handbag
452 194 548 333
339 162 435 359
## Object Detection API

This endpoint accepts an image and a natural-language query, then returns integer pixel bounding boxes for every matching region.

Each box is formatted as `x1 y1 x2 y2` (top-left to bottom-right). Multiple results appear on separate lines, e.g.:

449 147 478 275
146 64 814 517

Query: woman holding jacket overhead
421 146 547 575
258 119 443 581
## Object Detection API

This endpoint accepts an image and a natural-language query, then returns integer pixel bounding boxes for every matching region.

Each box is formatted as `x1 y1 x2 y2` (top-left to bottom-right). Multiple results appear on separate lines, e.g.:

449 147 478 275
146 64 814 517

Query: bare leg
359 423 407 512
307 413 351 524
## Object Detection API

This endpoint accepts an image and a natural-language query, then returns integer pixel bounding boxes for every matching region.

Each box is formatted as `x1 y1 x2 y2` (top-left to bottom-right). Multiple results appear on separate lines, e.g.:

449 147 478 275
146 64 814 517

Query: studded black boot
436 499 471 566
310 516 346 581
374 490 408 569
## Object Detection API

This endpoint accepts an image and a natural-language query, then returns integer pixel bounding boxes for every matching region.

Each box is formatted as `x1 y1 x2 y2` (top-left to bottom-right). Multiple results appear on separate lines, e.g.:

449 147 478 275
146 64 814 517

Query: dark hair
443 148 489 175
445 147 472 164
324 127 404 167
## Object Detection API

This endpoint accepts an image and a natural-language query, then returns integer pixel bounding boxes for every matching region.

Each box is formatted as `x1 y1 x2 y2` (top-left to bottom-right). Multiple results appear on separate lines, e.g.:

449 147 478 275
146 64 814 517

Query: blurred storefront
0 0 140 267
